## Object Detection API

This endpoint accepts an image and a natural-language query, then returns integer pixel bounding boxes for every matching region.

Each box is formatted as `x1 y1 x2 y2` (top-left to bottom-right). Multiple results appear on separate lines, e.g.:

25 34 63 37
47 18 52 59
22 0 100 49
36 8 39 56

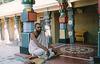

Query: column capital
57 0 68 17
98 0 100 14
56 0 68 3
22 0 35 4
14 16 20 23
4 17 9 22
14 16 20 20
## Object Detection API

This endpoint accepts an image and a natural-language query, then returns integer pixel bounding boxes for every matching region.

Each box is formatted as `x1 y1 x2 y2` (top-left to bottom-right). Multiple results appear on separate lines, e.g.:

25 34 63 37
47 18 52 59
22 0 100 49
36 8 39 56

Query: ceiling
0 0 97 17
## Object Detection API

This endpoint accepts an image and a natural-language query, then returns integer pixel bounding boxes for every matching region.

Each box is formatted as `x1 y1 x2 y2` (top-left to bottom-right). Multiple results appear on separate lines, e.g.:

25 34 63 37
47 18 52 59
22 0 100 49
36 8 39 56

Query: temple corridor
0 0 100 64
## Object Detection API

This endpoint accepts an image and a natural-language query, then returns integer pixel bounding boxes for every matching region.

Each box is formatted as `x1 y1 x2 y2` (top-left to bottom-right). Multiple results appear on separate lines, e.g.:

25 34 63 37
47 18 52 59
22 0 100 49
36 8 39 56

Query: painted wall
75 5 98 44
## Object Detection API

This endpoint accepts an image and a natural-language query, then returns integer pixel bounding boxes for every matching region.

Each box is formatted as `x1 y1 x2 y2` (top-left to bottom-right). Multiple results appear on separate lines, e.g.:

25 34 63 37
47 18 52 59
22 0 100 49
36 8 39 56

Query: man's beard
36 30 41 34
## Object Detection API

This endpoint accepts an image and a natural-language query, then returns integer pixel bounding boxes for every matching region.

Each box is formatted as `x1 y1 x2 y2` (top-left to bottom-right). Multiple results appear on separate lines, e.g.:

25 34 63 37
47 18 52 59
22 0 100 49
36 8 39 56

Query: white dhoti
29 39 54 59
29 31 54 59
29 39 45 56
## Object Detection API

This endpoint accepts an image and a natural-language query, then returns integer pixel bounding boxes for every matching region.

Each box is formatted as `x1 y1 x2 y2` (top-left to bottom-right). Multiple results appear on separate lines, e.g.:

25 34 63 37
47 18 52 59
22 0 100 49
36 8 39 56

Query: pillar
4 17 11 44
67 1 75 44
14 16 20 44
51 12 59 44
57 0 68 44
94 0 100 63
0 19 2 41
43 11 52 46
20 0 36 54
98 0 100 57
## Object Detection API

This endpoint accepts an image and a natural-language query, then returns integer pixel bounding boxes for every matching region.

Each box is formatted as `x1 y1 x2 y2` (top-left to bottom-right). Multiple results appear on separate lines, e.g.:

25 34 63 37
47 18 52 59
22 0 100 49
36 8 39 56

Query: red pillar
98 0 100 14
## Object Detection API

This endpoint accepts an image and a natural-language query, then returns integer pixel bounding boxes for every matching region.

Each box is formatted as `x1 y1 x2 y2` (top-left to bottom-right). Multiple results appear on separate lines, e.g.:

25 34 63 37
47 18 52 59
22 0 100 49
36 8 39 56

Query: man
29 23 55 59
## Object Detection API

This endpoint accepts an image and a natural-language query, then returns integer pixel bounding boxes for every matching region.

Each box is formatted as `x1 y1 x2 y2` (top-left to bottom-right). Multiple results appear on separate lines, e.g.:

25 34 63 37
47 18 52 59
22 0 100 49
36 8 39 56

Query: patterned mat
15 53 46 64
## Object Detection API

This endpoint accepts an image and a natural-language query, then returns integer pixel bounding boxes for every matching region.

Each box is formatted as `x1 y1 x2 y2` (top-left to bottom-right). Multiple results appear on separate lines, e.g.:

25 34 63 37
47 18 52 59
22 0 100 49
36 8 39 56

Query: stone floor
46 56 90 64
46 43 96 64
0 41 25 64
0 41 97 64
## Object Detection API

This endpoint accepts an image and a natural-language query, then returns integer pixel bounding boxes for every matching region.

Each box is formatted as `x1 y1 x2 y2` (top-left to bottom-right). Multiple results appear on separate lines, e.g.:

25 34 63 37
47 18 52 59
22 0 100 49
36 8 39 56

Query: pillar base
59 38 70 44
20 47 30 54
94 56 100 64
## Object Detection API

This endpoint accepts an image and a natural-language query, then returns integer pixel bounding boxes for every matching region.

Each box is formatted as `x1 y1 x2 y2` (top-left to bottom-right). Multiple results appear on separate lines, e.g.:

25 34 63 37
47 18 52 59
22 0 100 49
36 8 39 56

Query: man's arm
30 33 48 51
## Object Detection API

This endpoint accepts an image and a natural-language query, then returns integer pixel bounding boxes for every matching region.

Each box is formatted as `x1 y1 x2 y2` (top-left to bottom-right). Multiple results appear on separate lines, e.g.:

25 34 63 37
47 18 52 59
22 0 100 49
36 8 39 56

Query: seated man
29 23 55 60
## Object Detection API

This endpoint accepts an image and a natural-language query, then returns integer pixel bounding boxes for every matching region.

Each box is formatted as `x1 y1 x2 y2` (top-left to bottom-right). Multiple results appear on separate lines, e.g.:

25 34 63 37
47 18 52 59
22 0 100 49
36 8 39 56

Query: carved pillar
94 0 100 63
97 0 100 58
57 0 68 43
20 0 36 54
43 11 52 46
67 1 75 44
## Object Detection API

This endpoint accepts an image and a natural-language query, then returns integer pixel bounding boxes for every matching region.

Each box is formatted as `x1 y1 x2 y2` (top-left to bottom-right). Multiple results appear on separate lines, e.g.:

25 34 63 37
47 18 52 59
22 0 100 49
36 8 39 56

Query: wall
75 4 98 44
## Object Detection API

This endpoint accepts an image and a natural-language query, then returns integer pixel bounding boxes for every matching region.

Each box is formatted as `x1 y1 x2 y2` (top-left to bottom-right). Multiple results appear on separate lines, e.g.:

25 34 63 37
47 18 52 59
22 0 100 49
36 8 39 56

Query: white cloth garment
29 31 48 54
37 31 48 48
29 39 47 58
29 31 55 59
29 39 40 54
29 39 54 59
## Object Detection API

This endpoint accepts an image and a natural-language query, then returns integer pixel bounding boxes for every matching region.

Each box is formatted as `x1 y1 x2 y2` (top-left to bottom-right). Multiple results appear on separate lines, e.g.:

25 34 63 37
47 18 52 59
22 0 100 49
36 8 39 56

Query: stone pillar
57 0 68 43
20 0 36 54
98 17 100 57
93 0 100 63
4 17 9 33
14 16 20 44
43 11 52 46
97 0 100 57
14 16 20 30
67 1 75 44
4 17 11 44
51 12 59 44
0 19 2 41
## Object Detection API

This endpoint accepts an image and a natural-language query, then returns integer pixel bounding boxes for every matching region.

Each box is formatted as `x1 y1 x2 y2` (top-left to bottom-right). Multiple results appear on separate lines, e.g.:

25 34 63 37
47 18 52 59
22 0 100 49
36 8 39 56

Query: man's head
35 23 42 32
